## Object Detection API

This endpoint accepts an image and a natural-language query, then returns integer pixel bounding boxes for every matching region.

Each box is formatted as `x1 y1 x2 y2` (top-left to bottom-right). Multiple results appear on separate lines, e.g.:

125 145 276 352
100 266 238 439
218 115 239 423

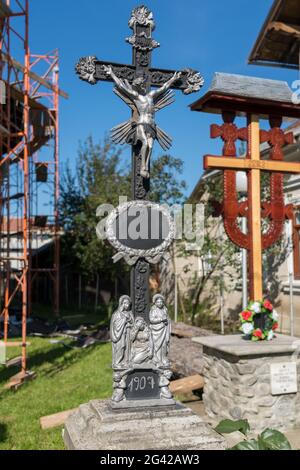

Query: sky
28 0 298 196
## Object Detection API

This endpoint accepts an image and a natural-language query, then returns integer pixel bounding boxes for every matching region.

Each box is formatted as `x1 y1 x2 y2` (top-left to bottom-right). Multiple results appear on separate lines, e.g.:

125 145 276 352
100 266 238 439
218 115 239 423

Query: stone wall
202 351 300 432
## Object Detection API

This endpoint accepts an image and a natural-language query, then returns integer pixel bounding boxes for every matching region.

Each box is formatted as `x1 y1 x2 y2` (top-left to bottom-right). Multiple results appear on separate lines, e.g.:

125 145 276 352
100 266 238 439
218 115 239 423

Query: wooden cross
204 114 297 300
260 116 294 160
211 112 248 156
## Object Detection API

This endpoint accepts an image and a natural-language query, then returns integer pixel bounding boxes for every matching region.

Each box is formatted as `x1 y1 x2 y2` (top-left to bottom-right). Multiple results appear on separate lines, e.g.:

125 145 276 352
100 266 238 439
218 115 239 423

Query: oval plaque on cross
105 201 175 265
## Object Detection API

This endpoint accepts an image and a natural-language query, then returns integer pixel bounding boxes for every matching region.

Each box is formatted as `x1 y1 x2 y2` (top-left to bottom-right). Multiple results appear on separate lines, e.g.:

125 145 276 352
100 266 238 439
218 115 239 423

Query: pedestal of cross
75 5 203 405
191 72 299 302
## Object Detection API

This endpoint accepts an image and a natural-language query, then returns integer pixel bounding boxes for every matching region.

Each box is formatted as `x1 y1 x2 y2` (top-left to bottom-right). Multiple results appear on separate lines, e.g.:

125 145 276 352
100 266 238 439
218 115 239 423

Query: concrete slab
192 334 300 358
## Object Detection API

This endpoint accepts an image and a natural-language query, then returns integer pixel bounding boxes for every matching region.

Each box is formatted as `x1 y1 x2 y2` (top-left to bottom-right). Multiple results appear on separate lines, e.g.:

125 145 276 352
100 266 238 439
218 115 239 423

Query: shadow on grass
29 343 100 378
0 342 108 385
32 302 111 328
0 423 8 443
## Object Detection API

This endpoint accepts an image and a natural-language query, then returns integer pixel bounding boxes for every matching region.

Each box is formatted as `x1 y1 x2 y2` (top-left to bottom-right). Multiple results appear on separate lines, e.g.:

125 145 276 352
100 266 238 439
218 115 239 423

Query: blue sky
29 0 297 195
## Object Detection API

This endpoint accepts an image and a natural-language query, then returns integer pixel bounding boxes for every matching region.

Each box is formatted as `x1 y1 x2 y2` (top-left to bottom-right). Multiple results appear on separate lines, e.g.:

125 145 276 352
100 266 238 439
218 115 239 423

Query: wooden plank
4 370 36 391
249 115 263 300
269 21 300 37
40 408 79 430
5 78 49 111
1 52 69 99
169 375 204 395
171 327 194 338
204 155 300 174
250 168 263 300
5 356 22 368
0 1 12 17
3 342 31 347
0 124 10 136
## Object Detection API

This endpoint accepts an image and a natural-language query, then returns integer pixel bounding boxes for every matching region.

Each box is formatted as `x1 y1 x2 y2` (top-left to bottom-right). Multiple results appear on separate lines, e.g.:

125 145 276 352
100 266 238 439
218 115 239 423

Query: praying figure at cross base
103 65 182 179
110 295 134 368
130 317 154 365
149 294 171 367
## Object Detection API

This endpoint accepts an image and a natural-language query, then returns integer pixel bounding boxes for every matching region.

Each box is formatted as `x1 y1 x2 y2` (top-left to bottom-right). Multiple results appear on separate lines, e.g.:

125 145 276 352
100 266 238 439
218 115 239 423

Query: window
293 206 300 280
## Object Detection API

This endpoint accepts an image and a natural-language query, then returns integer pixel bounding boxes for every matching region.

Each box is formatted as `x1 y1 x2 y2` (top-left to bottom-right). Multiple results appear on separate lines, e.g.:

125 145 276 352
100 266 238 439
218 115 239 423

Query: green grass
0 334 112 450
31 302 114 329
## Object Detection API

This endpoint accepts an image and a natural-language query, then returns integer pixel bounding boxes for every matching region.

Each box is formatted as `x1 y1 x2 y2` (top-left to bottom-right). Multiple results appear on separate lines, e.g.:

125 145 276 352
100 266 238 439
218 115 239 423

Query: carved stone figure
149 294 171 367
110 294 173 403
75 56 97 84
128 5 155 30
159 369 173 400
110 295 134 368
112 370 128 403
103 64 181 179
130 317 154 365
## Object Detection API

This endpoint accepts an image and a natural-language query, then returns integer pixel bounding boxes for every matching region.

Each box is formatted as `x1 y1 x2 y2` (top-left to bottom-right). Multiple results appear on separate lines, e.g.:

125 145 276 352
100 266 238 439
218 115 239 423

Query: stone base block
110 398 176 409
63 400 226 450
193 334 300 433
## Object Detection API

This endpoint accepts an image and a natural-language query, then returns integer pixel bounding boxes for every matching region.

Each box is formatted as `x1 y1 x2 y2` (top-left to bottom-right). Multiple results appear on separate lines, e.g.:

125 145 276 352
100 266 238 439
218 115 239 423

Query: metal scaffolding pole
0 1 68 386
0 0 30 379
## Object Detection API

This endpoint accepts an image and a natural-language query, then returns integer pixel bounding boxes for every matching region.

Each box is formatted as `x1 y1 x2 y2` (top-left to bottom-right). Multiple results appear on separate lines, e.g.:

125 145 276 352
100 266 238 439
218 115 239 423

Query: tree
175 170 289 327
174 172 241 326
59 136 129 285
59 136 187 285
150 155 187 206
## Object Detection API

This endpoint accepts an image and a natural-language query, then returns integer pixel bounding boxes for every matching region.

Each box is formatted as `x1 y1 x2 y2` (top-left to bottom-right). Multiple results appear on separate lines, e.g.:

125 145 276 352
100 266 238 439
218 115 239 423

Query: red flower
253 329 263 339
241 310 252 321
263 300 273 311
272 323 279 331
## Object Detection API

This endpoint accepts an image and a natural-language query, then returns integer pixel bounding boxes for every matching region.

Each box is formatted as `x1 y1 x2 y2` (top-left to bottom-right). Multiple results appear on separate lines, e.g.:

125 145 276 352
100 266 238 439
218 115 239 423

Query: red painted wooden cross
191 74 299 301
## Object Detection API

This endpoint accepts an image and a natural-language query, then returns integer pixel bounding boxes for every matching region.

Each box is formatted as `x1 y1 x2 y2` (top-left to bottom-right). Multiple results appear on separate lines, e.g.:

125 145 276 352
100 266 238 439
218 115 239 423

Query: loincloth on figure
111 119 172 151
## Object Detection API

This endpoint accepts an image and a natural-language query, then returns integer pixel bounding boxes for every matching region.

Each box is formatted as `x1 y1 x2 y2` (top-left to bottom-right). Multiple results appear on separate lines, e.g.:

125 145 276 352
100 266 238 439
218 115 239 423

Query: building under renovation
0 0 68 381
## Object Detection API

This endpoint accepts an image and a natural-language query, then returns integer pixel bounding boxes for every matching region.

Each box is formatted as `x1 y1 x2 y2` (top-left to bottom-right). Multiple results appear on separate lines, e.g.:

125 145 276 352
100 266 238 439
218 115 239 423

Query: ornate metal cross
76 5 203 321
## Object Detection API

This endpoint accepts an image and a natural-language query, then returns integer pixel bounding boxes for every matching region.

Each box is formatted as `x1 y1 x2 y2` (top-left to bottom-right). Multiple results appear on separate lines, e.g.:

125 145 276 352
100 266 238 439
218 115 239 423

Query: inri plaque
271 362 298 396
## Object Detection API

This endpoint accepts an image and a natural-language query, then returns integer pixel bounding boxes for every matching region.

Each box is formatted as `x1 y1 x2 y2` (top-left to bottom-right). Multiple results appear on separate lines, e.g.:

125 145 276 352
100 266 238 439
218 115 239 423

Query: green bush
215 418 292 451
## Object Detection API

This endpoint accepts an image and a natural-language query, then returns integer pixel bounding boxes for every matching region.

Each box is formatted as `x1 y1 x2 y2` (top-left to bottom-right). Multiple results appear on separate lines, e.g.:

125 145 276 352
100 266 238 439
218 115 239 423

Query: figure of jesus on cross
76 4 203 198
103 65 182 178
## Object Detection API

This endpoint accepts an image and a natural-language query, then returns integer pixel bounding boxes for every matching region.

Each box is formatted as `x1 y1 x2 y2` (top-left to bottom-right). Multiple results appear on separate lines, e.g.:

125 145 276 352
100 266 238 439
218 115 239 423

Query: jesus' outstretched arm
103 65 138 101
150 71 182 99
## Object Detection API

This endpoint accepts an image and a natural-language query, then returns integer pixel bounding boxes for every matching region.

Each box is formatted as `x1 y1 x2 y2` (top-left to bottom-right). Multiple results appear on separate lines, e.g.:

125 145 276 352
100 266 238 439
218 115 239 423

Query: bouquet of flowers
239 300 279 341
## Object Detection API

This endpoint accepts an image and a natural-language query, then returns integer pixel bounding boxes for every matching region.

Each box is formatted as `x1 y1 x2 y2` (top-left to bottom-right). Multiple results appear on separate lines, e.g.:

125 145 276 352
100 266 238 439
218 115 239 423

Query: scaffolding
0 0 68 382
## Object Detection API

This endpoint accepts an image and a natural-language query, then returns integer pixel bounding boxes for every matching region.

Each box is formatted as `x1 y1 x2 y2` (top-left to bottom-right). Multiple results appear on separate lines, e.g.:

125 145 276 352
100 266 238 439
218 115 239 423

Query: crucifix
76 5 203 323
76 5 203 404
191 73 299 302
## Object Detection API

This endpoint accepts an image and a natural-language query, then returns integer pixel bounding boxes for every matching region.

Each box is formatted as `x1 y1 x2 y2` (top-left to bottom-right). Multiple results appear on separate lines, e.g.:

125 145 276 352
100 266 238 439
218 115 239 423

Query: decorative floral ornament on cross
239 300 279 341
